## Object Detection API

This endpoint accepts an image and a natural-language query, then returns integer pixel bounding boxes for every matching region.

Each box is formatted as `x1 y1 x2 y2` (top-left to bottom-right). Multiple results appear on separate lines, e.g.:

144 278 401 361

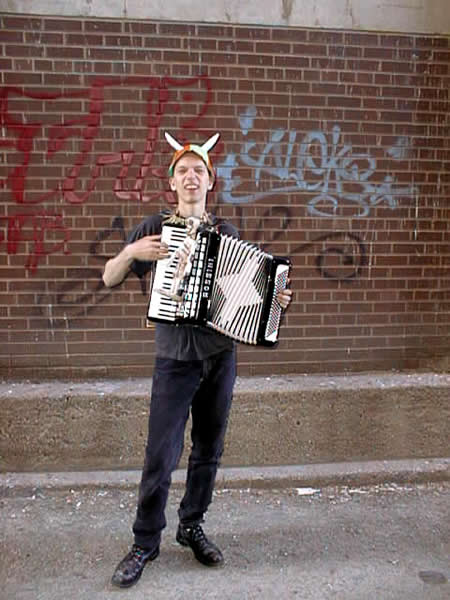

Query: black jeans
132 349 236 551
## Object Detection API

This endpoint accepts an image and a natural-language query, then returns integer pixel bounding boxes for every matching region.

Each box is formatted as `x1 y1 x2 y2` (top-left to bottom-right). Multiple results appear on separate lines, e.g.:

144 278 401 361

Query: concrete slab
1 373 449 472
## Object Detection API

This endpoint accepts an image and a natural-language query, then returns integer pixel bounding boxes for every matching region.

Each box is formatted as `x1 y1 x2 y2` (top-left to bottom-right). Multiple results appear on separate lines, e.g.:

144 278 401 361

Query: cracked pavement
1 479 449 599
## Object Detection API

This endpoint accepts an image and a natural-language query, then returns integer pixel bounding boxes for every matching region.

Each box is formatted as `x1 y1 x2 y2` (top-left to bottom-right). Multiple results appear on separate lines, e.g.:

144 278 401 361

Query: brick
434 51 450 62
124 49 162 61
46 46 84 59
292 43 327 57
272 28 307 42
32 59 52 70
275 80 309 93
238 53 272 66
344 32 379 46
356 72 375 84
256 41 292 55
5 44 45 57
311 57 345 70
235 27 271 40
320 70 339 82
364 47 398 60
2 16 42 30
275 55 309 68
0 58 13 70
93 62 112 74
86 47 123 61
124 22 157 35
327 95 362 108
309 30 344 44
0 30 23 42
415 36 449 48
382 61 415 74
332 45 363 58
4 72 42 85
311 82 346 95
66 33 104 46
418 63 449 76
301 69 320 81
44 19 82 32
162 50 200 63
145 37 182 49
363 97 396 110
160 23 197 36
43 73 82 86
84 21 122 33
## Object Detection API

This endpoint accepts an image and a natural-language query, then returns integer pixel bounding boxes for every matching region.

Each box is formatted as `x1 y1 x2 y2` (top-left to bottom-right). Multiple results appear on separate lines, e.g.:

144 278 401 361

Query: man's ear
208 177 215 190
169 177 176 191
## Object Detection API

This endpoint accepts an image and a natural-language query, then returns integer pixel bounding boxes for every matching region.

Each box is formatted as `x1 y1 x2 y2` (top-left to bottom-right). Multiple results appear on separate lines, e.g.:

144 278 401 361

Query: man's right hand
103 235 169 288
126 235 169 262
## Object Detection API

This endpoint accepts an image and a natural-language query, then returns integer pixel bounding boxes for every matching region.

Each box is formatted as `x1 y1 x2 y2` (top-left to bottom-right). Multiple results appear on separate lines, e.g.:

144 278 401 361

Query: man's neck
177 202 206 219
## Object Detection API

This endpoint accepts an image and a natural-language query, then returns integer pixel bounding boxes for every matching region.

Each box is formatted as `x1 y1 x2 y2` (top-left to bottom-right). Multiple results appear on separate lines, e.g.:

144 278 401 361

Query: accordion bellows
147 224 290 346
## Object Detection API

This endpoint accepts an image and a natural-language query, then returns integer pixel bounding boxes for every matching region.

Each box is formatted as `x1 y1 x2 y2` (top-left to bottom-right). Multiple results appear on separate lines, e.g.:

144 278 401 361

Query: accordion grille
207 235 269 344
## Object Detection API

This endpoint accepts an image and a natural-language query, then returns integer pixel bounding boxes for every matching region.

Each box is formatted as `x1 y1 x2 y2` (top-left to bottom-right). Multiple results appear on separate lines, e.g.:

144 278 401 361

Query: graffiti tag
217 105 418 217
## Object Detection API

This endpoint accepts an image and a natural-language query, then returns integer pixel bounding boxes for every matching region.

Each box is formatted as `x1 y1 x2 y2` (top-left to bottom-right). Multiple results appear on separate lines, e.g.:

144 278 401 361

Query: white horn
201 132 220 152
164 131 184 151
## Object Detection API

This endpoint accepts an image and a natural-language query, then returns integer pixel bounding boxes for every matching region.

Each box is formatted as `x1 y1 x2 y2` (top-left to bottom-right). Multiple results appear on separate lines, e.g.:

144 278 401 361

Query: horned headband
165 131 220 177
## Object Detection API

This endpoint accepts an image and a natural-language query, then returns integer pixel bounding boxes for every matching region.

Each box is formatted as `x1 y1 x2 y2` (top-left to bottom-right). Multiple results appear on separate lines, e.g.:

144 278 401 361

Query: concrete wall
1 374 449 472
2 0 450 34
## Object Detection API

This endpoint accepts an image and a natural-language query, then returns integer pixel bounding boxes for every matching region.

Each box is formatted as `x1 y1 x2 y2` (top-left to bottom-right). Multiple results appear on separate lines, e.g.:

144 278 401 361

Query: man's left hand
277 286 292 310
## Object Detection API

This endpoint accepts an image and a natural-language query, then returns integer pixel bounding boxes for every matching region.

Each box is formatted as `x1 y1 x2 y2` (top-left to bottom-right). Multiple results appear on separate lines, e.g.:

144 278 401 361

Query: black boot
111 544 159 588
176 523 224 567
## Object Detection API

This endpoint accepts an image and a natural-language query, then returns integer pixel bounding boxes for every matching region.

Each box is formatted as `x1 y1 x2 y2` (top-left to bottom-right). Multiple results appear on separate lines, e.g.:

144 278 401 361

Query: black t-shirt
127 212 239 360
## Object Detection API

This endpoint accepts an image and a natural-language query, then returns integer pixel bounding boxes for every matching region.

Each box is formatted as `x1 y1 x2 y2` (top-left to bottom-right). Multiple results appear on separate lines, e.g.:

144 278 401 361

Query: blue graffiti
217 107 418 217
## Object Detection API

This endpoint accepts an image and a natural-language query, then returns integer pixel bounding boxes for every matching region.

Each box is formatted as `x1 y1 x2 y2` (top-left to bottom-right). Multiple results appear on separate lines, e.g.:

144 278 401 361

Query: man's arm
102 234 169 288
102 244 135 288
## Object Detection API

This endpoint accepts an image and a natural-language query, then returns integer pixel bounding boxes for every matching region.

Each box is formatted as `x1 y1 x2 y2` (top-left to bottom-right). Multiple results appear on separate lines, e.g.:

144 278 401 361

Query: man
103 132 292 589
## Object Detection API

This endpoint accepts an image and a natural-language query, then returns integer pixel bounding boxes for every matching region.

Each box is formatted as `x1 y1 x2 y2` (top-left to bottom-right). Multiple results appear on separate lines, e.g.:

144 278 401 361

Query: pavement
1 463 449 600
1 371 449 598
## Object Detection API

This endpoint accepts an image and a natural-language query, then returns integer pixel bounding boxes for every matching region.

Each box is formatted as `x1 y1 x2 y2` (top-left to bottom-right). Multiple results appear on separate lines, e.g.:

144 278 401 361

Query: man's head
165 131 219 181
169 152 214 214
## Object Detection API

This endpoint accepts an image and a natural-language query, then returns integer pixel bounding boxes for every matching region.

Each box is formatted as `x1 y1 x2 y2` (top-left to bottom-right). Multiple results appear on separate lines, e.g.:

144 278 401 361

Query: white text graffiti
217 107 417 217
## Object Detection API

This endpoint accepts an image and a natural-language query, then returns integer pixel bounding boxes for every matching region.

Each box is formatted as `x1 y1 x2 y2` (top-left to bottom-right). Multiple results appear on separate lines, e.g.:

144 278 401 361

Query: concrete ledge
1 373 449 472
3 0 450 35
1 458 449 498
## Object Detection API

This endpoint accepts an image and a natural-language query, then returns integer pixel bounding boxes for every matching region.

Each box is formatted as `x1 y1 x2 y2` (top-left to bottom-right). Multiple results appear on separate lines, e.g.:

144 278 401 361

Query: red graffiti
0 212 70 273
0 74 213 205
1 74 213 271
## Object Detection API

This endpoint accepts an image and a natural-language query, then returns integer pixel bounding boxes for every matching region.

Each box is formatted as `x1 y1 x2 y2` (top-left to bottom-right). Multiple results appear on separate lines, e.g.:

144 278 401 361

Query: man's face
169 153 213 209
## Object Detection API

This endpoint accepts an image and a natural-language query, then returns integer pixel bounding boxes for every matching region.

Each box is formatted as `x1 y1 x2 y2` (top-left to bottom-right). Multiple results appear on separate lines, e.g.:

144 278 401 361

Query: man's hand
127 235 169 262
277 283 292 310
103 235 169 288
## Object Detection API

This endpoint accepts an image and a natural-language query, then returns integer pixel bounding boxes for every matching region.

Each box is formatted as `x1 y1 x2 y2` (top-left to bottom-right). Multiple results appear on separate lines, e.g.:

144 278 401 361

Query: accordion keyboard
147 225 187 322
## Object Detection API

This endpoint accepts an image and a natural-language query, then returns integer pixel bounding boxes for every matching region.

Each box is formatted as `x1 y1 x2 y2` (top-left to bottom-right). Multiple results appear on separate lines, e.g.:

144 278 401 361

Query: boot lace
190 524 207 543
127 545 148 565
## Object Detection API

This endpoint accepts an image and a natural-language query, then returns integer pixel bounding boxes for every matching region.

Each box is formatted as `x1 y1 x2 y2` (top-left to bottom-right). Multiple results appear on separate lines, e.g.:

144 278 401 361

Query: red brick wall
1 15 449 378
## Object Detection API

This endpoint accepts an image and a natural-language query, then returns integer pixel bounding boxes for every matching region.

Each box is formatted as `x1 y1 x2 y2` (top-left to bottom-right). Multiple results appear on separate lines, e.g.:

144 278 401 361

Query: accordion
147 223 290 346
